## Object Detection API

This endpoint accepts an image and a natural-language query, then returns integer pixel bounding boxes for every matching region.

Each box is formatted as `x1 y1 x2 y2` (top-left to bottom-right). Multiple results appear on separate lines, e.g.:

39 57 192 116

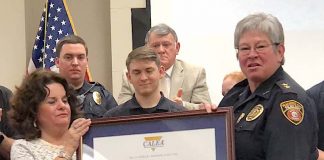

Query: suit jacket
118 59 211 110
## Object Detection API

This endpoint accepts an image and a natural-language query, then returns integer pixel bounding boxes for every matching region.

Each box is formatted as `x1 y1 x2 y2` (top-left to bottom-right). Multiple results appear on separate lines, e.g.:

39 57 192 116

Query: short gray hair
234 13 284 48
145 23 178 43
234 12 285 64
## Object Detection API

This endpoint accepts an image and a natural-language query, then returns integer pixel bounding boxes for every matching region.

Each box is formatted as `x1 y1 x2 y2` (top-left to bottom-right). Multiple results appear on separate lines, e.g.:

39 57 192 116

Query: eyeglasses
236 43 280 55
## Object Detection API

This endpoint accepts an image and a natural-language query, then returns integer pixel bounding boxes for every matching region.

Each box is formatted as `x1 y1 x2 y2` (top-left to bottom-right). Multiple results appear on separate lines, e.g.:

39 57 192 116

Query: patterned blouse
11 139 76 160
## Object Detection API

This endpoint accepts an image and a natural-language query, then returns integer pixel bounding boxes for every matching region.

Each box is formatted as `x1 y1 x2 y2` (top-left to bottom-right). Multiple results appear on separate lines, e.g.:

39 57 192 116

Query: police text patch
280 100 304 125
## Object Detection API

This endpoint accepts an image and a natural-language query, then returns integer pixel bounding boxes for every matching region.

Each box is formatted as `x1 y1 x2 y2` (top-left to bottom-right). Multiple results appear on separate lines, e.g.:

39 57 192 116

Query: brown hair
56 35 88 57
10 69 80 140
126 46 160 71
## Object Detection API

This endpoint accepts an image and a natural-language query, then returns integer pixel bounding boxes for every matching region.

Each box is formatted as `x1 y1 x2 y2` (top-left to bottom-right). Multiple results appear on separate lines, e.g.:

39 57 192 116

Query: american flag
28 0 92 81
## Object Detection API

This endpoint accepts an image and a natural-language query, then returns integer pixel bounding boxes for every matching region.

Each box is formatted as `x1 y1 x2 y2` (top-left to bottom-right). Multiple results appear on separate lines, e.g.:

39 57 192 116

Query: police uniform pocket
83 94 107 118
89 102 107 117
236 120 258 132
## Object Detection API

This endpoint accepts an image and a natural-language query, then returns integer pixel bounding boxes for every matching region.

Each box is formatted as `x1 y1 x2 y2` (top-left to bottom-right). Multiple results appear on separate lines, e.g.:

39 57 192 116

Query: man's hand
173 88 183 106
199 103 217 113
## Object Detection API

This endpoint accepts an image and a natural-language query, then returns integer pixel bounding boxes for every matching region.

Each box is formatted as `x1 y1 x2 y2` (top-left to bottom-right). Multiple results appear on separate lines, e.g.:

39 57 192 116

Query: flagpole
42 0 49 69
62 0 76 34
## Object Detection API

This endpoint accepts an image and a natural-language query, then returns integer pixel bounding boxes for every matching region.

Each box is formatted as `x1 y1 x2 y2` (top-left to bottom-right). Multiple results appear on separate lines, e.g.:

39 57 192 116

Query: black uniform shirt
307 80 324 150
0 86 15 137
76 81 117 119
219 67 318 160
104 92 187 117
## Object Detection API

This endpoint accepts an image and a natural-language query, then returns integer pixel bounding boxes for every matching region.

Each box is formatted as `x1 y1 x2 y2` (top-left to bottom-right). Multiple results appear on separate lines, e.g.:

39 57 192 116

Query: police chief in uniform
219 13 318 160
55 35 117 119
104 46 186 117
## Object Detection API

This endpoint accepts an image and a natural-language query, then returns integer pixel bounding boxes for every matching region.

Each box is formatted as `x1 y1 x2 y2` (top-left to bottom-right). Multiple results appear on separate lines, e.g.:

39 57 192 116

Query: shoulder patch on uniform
280 100 304 125
246 104 264 121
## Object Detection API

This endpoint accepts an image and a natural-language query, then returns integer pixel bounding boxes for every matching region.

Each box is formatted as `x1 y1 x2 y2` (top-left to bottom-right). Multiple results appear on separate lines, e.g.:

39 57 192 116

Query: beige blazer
117 59 211 110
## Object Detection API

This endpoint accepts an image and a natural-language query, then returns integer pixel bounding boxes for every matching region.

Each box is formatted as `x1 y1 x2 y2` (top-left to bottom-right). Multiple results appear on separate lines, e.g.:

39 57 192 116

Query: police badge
92 91 102 105
246 104 264 121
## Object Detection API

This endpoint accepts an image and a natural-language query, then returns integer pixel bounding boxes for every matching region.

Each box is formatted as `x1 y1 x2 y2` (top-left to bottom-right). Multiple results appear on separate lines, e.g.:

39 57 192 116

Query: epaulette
88 82 106 91
79 83 96 97
276 80 296 94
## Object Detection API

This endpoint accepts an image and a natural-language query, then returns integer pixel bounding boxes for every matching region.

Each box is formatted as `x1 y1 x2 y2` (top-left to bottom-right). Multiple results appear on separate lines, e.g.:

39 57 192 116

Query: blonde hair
222 71 246 96
223 71 245 82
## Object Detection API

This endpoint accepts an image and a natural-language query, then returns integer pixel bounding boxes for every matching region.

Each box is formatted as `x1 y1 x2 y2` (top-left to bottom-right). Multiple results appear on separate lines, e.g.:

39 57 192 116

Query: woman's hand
63 118 91 156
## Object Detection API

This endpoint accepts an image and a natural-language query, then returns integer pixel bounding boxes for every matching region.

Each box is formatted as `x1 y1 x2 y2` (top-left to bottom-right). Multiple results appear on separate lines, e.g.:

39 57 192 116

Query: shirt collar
129 92 169 111
165 65 174 77
238 66 284 100
76 81 89 95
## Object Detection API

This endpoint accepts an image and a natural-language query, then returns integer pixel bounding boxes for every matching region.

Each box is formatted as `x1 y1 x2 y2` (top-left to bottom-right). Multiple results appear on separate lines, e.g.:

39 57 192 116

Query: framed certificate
79 107 234 160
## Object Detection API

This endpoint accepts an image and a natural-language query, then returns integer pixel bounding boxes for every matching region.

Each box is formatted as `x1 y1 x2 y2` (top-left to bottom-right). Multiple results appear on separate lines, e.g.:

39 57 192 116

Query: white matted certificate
93 128 216 160
80 108 235 160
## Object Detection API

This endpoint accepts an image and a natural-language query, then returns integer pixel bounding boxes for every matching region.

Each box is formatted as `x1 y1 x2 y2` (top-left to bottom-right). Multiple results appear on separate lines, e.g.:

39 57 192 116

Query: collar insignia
281 83 290 89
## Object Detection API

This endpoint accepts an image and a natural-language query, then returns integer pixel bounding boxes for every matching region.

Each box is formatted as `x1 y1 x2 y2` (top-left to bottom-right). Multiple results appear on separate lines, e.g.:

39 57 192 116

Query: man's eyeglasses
236 43 280 55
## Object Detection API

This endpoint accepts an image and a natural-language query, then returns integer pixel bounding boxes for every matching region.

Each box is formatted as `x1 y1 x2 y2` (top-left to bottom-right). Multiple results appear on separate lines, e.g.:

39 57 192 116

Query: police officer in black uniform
0 85 15 159
75 81 117 119
0 86 14 137
104 46 186 117
219 13 318 160
307 81 324 159
55 35 117 119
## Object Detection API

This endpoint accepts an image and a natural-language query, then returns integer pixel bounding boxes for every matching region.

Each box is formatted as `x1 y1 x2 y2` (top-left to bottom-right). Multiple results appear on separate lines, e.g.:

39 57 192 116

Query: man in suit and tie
118 23 211 110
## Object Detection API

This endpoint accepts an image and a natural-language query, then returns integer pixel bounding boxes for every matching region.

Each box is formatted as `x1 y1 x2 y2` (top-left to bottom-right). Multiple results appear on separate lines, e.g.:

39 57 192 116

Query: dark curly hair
10 69 81 140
